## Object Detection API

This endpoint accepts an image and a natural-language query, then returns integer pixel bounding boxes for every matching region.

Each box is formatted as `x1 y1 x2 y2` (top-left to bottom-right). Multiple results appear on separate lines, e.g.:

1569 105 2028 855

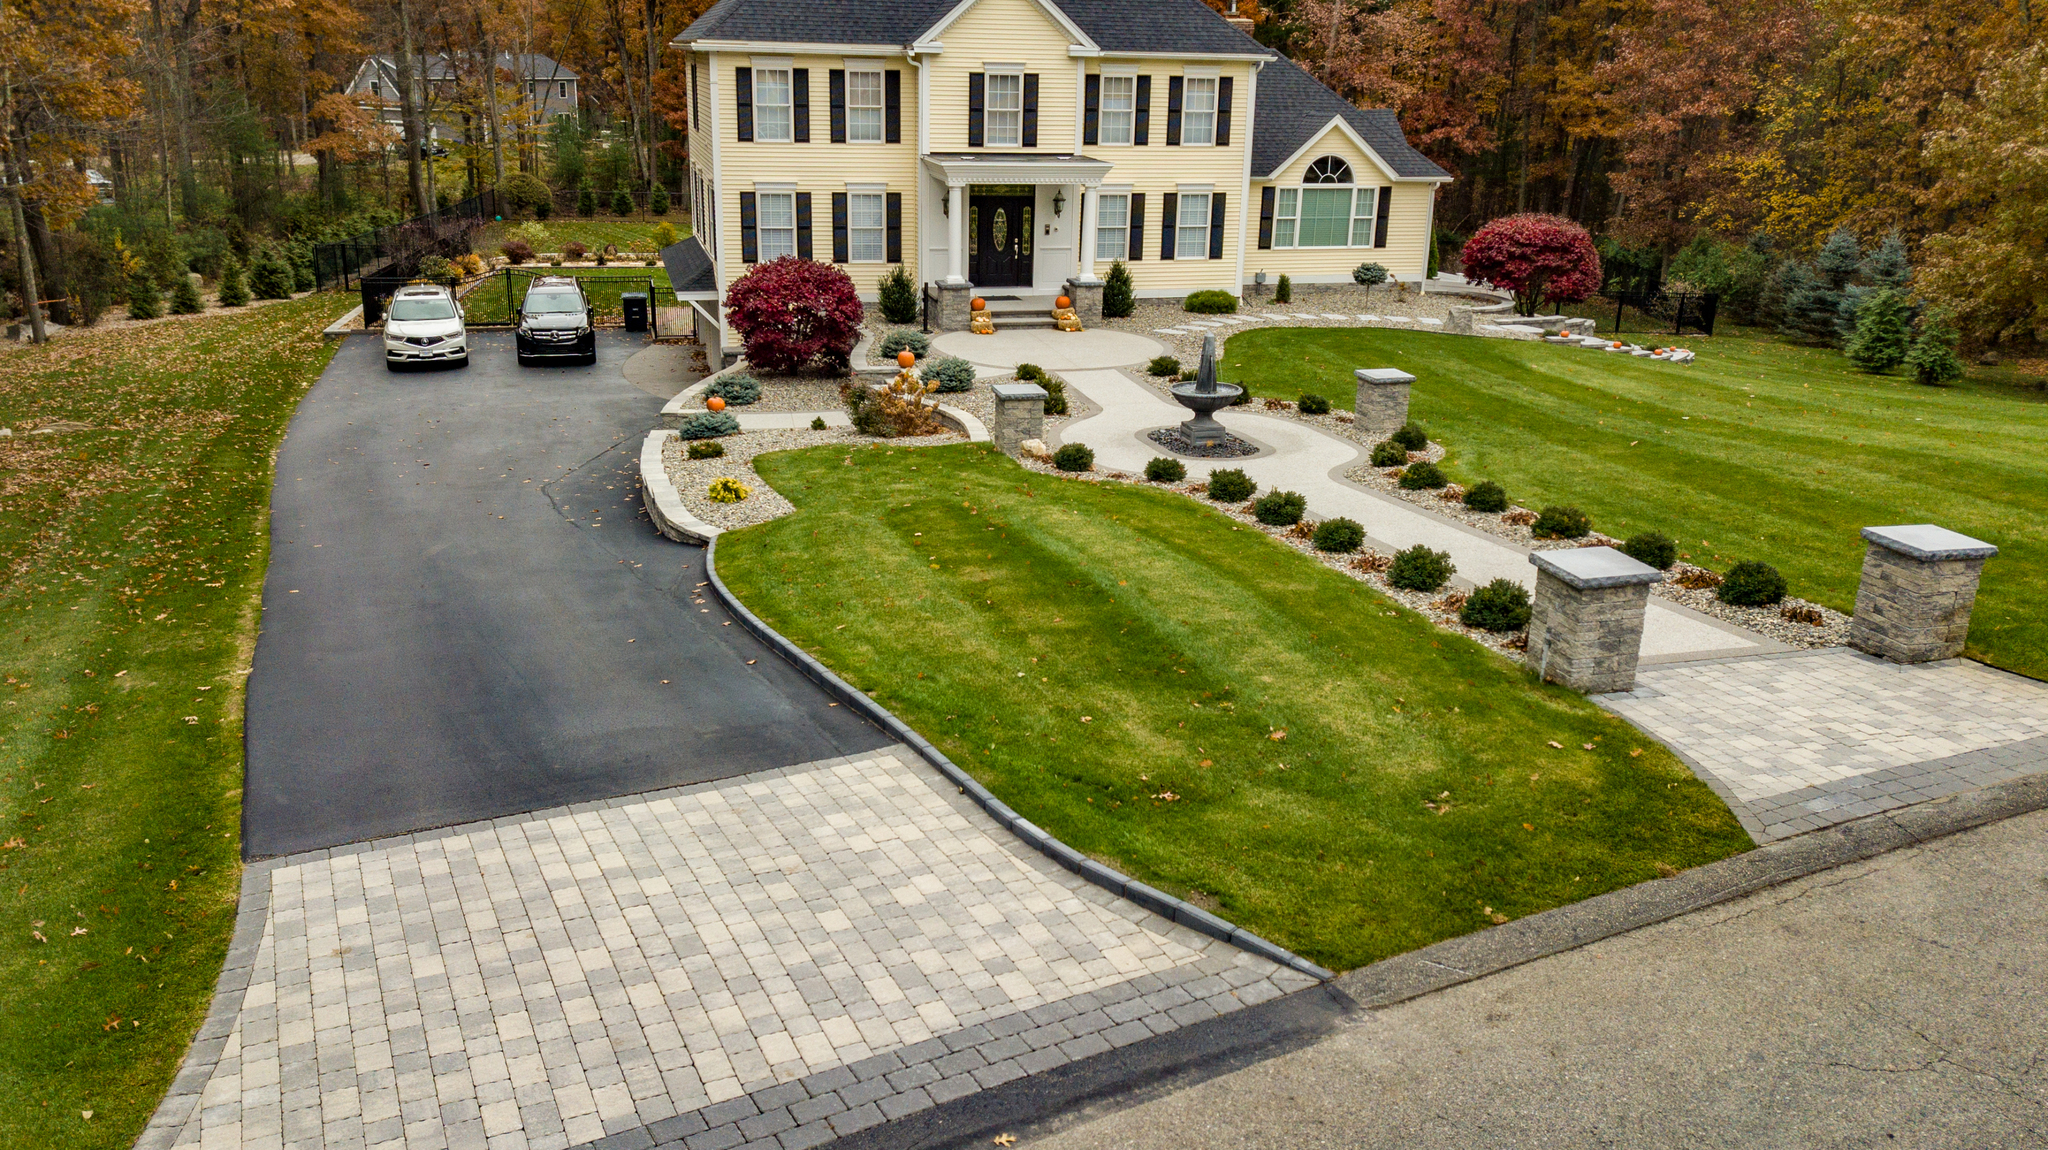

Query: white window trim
1180 73 1220 147
1269 184 1378 249
847 190 887 263
983 68 1024 148
844 65 886 144
751 62 795 143
1094 188 1132 260
1097 72 1136 147
755 188 797 261
1176 190 1212 260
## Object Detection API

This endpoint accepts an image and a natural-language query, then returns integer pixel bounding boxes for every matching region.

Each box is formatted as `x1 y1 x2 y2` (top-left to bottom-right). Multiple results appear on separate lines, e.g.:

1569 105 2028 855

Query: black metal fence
463 268 667 337
1610 289 1719 337
315 189 502 292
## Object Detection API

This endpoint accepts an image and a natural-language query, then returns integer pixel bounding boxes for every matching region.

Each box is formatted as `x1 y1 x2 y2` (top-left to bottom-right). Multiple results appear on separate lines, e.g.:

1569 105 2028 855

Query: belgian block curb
702 536 1335 982
1335 767 2048 1008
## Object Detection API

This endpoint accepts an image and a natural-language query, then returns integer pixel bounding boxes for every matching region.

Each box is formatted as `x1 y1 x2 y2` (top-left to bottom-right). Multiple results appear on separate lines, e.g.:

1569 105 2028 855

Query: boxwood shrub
1391 421 1429 451
676 411 740 439
1717 560 1787 606
1206 468 1255 502
1144 456 1187 483
1147 355 1182 376
1621 531 1678 570
1252 489 1307 526
1297 393 1332 415
1460 578 1532 631
1311 517 1365 553
1052 442 1095 472
704 372 762 406
922 355 976 393
1370 440 1408 467
1398 460 1448 489
1531 505 1591 539
686 439 725 459
1387 545 1456 591
1463 480 1508 512
1183 289 1238 314
877 328 930 359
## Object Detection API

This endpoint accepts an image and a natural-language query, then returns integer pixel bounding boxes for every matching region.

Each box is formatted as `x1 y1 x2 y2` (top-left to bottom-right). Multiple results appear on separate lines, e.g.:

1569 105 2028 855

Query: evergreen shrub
1252 490 1307 526
1370 440 1408 467
1102 260 1135 318
1312 517 1365 553
1398 461 1447 489
1144 456 1186 483
1053 443 1094 472
922 355 975 393
1531 505 1591 538
1297 393 1331 415
704 372 762 405
1387 545 1456 591
1460 579 1532 631
878 265 919 323
1718 560 1787 606
676 410 740 439
1206 468 1254 502
1621 531 1678 570
1463 480 1508 512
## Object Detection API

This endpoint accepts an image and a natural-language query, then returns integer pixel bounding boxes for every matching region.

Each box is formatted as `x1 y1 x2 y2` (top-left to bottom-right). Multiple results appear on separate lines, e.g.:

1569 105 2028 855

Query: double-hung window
1181 77 1218 145
757 191 796 259
754 68 793 142
847 69 884 142
848 192 886 261
1176 192 1211 259
1095 193 1130 259
558 81 569 100
1099 74 1135 145
985 72 1022 147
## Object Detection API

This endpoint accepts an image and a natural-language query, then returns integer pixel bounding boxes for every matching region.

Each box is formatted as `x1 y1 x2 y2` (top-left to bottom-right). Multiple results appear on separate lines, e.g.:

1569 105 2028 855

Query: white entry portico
920 153 1113 291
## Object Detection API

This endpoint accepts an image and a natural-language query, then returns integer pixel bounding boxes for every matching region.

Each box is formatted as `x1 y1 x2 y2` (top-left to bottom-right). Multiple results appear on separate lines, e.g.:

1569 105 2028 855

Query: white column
1078 186 1098 281
947 184 966 284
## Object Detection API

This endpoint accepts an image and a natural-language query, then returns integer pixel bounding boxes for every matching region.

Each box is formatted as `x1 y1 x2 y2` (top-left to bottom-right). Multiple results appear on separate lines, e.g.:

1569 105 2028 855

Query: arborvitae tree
878 265 918 323
1103 260 1135 318
1905 316 1965 385
577 178 597 217
649 184 670 215
217 258 250 306
1846 288 1912 372
126 266 163 319
611 185 635 216
169 273 204 314
249 251 294 300
1275 273 1292 303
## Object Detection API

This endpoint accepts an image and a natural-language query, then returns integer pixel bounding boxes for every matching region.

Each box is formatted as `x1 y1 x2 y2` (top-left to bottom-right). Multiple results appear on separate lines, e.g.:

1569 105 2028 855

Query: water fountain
1151 333 1256 457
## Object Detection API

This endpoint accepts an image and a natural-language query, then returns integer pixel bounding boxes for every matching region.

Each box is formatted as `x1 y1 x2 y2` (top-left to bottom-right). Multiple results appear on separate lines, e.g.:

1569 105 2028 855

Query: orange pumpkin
970 297 987 311
897 349 916 368
1055 295 1071 309
706 396 727 412
1611 341 1623 349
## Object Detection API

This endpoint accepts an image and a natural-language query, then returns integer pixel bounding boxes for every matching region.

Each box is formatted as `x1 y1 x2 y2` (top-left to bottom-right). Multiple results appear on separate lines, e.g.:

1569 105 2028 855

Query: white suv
383 284 468 370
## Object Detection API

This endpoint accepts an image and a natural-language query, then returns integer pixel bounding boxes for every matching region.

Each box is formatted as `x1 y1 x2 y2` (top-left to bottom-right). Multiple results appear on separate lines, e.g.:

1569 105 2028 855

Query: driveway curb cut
702 536 1335 982
1335 767 2048 1008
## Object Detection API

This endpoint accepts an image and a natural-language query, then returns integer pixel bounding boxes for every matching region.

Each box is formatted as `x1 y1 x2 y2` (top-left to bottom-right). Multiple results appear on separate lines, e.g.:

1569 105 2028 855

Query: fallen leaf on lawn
1581 743 1594 750
994 1136 1016 1147
71 926 88 936
1268 729 1286 741
81 1111 93 1120
101 1017 121 1032
1523 823 1534 831
32 931 47 943
1152 792 1179 801
1080 716 1092 723
1629 748 1643 757
1546 740 1563 749
184 716 199 724
1490 912 1509 924
1199 759 1212 767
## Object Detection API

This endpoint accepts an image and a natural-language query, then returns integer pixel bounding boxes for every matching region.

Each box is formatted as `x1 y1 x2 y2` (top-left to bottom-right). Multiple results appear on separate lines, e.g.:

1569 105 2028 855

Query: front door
969 195 1034 288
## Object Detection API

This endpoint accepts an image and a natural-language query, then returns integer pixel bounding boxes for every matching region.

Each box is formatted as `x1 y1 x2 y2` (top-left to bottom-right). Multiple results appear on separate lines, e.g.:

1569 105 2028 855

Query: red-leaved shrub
500 239 534 265
562 241 589 261
724 257 864 373
1459 214 1603 316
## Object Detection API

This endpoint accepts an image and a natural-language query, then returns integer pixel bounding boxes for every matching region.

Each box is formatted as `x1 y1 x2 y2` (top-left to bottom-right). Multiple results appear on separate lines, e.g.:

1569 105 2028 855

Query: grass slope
0 295 349 1147
1226 326 2048 679
462 267 679 326
719 444 1751 971
479 216 691 257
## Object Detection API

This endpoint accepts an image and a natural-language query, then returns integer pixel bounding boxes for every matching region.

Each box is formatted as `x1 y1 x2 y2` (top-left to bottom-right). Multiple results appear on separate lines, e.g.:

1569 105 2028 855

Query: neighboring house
344 54 580 140
668 0 1448 348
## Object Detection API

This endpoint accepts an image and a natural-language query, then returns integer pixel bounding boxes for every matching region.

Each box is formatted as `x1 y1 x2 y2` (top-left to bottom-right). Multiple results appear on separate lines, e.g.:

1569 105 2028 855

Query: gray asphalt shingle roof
1250 54 1446 180
662 236 717 294
678 0 1267 54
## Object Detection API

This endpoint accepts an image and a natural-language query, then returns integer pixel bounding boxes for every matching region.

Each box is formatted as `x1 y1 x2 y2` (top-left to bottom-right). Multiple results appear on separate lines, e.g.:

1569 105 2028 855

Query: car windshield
388 298 456 321
525 291 583 314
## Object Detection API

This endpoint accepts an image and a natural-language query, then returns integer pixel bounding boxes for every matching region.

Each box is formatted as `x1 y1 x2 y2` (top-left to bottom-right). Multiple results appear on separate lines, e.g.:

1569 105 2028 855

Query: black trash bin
621 292 649 333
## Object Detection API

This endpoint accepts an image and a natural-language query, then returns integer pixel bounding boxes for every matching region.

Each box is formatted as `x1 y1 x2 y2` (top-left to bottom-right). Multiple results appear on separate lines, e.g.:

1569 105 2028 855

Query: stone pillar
1849 524 1999 663
1526 547 1662 694
946 185 967 284
1353 368 1415 438
932 281 976 333
1063 278 1104 327
990 382 1047 454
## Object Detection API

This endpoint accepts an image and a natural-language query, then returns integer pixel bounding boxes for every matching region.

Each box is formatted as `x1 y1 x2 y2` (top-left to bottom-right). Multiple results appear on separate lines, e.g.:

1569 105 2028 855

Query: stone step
991 313 1060 329
981 297 1062 314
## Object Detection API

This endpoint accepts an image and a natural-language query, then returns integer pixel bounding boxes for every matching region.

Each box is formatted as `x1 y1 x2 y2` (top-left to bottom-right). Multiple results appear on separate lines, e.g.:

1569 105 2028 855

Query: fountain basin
1168 380 1246 448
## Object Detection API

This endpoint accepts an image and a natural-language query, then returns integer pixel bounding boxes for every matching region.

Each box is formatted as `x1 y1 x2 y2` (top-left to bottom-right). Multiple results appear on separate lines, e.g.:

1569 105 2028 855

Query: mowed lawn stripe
1228 326 2048 678
720 444 1751 971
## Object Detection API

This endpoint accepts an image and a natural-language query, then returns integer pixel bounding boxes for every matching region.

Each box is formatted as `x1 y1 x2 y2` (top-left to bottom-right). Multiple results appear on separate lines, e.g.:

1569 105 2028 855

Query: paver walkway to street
144 749 1313 1150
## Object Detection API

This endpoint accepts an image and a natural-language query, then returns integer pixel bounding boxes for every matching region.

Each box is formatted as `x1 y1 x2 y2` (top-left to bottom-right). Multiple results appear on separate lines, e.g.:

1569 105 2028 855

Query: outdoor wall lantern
1052 189 1065 217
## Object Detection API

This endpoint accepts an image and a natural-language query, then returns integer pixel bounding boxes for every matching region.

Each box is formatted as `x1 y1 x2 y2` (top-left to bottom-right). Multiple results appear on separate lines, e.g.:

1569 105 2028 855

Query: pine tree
649 184 670 216
1779 262 1843 345
577 178 597 217
1103 260 1135 318
1815 227 1863 289
611 185 635 216
250 251 294 300
1904 316 1965 386
217 258 250 307
878 265 918 323
1861 230 1911 289
126 267 163 319
1275 273 1292 304
169 273 204 315
1846 289 1912 372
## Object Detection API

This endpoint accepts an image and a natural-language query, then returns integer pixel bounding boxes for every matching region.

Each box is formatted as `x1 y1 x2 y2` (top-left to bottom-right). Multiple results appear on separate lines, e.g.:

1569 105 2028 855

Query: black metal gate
1610 289 1719 337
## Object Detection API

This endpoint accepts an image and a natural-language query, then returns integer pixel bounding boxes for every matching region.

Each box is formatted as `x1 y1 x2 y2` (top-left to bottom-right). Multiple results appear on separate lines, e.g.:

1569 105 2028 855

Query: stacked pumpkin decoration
969 295 996 335
1052 292 1082 333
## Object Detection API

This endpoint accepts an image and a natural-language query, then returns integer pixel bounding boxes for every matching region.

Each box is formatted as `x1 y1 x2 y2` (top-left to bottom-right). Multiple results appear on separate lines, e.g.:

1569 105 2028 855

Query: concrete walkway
145 750 1314 1150
1050 366 1766 663
1029 805 2048 1150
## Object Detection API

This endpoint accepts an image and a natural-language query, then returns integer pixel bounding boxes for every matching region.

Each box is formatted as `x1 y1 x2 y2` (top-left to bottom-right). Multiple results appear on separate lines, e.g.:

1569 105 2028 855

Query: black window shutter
968 73 985 148
1166 77 1183 146
1258 186 1275 249
792 69 810 142
1217 77 1233 145
1083 74 1099 146
736 68 754 142
831 192 849 262
886 193 903 262
1160 191 1177 260
829 71 846 143
691 62 700 129
1128 193 1144 260
1209 192 1226 260
1375 186 1393 247
1022 74 1039 147
885 71 902 142
796 192 813 259
1134 76 1150 145
739 191 758 262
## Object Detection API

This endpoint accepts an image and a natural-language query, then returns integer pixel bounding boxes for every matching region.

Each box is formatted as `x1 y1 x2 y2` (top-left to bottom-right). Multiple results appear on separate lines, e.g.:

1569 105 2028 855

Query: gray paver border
700 536 1334 983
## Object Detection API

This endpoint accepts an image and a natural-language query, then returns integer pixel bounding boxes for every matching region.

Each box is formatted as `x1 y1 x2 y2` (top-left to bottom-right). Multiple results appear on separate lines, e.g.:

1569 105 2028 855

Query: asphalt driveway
242 331 891 857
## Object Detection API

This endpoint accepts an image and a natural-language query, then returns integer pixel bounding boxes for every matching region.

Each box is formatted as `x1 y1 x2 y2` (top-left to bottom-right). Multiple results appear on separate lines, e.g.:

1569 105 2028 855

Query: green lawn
0 294 350 1147
461 267 679 326
719 445 1751 971
1226 326 2048 680
480 216 690 256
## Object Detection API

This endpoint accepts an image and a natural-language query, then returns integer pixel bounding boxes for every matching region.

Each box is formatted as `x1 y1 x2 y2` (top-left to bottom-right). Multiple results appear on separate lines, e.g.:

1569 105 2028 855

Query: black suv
515 277 597 365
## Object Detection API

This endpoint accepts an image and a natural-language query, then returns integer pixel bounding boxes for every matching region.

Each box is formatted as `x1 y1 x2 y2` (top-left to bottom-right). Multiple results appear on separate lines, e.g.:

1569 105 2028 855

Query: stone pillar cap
1861 524 1997 561
1354 368 1417 385
991 381 1048 401
1529 546 1663 589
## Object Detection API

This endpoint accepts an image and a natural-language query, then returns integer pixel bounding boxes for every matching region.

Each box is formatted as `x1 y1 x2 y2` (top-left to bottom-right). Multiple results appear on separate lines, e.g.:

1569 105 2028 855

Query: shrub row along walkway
146 749 1311 1150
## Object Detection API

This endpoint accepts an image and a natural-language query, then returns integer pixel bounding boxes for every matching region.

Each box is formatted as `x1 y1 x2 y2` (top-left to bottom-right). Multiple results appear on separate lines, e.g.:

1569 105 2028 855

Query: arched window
1305 156 1354 184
